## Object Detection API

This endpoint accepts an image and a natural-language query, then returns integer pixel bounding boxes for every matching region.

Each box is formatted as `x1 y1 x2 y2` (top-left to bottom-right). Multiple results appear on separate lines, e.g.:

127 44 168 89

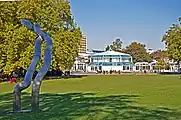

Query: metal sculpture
13 19 53 112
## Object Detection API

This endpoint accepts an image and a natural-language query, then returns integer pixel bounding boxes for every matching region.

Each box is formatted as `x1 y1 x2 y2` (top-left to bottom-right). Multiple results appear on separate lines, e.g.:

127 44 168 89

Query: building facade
72 53 90 72
87 51 134 72
72 49 105 73
78 34 87 54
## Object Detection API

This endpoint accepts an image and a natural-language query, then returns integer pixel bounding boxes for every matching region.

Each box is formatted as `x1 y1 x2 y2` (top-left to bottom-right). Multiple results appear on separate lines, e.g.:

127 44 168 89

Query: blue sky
70 0 181 50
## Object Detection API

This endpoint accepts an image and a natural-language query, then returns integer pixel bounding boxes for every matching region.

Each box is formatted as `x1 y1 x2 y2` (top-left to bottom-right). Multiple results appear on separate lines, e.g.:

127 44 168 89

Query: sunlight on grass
1 75 181 120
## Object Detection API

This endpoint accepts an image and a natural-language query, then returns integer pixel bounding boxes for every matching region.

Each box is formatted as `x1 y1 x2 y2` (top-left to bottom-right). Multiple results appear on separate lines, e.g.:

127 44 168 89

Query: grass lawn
1 75 181 120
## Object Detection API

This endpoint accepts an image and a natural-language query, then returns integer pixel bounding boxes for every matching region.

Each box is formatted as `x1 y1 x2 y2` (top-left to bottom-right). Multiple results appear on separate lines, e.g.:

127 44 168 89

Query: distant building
78 34 87 54
72 53 90 72
72 49 105 72
87 50 134 72
92 49 104 53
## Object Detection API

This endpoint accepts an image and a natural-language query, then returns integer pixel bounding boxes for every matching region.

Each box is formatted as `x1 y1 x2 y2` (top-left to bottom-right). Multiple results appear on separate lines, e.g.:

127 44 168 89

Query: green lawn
1 75 181 120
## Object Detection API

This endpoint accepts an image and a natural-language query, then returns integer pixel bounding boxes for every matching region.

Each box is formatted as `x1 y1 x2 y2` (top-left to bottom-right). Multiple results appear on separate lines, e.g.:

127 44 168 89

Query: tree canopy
151 50 168 61
0 0 82 73
105 38 122 51
122 42 153 63
162 17 181 63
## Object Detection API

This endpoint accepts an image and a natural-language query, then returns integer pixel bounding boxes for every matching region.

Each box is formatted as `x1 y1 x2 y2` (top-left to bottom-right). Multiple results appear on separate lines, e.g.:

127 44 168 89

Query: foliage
162 17 181 62
105 38 122 51
105 45 110 51
155 59 169 70
122 42 153 63
151 50 168 61
0 0 82 73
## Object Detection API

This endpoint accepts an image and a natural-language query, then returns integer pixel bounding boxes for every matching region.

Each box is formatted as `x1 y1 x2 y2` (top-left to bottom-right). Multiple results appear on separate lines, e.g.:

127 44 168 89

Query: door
99 66 102 71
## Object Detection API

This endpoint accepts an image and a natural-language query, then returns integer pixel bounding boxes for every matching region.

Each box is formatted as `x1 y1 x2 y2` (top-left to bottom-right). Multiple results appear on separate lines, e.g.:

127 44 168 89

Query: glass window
146 66 150 70
123 66 126 70
95 66 97 70
110 58 112 62
113 62 117 66
130 67 133 70
143 66 146 70
78 64 83 70
91 66 94 70
136 66 139 70
99 66 102 70
129 58 131 62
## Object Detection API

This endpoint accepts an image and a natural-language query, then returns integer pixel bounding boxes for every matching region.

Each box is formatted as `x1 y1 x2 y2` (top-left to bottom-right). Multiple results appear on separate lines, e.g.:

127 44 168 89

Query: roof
135 62 149 65
78 53 90 57
88 62 134 66
91 50 131 57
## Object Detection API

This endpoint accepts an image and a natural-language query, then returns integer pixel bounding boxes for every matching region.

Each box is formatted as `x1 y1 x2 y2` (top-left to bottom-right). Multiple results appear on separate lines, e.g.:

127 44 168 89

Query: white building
87 51 134 72
72 53 91 72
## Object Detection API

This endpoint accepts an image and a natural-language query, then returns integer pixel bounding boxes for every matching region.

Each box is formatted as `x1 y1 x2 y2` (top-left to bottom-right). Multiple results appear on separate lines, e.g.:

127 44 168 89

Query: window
95 66 97 70
122 58 130 62
109 58 112 62
130 67 133 70
129 58 131 62
91 66 94 70
78 64 83 70
143 66 146 70
99 66 102 70
113 62 116 66
136 66 139 70
146 66 150 70
123 66 126 70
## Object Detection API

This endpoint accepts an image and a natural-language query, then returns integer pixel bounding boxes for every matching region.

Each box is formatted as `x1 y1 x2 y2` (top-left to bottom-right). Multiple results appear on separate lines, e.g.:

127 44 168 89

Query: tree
162 17 181 63
151 50 168 61
123 42 153 63
105 38 123 51
105 45 110 51
155 59 169 71
0 0 82 74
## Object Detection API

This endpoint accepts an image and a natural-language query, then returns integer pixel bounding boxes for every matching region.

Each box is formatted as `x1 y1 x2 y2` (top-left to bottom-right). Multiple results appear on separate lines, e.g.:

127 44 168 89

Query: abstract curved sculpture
13 19 53 112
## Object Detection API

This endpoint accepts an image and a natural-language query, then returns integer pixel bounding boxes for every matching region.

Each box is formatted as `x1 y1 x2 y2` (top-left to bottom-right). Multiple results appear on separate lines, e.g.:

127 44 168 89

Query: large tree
162 17 181 63
105 38 123 51
0 0 82 73
123 42 153 63
151 50 168 61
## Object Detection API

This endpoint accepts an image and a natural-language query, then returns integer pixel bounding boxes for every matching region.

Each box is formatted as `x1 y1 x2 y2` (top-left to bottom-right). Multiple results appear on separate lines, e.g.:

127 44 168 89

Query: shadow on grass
0 92 181 120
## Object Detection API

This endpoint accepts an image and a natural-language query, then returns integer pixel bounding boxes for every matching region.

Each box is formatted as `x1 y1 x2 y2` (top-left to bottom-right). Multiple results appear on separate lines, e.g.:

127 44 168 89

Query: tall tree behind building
122 42 153 63
105 38 123 51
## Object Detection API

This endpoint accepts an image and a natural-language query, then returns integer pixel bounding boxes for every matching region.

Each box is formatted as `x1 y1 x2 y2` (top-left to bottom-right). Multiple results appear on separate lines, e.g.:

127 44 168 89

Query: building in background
72 34 88 72
87 50 134 72
91 49 104 53
78 34 87 54
72 49 105 72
